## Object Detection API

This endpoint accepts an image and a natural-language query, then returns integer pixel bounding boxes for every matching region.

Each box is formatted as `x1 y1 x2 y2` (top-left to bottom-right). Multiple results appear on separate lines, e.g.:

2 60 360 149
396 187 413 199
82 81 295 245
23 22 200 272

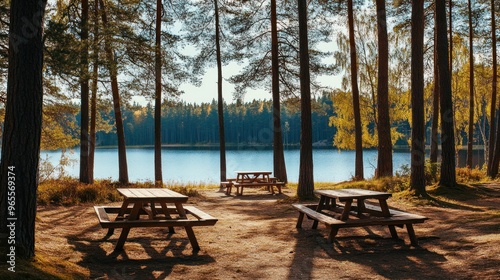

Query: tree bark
375 0 393 178
99 0 129 184
214 0 227 185
487 0 497 177
436 0 457 187
449 0 453 75
0 0 46 258
89 0 99 184
466 0 474 168
297 0 314 199
348 0 363 180
271 0 288 183
410 0 426 196
430 34 440 180
155 0 163 185
79 0 90 184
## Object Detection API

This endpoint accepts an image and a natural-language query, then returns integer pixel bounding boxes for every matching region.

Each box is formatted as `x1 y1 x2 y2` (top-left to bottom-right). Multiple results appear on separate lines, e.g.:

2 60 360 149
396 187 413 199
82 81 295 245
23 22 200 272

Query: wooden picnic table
223 171 285 195
293 188 428 246
94 188 217 251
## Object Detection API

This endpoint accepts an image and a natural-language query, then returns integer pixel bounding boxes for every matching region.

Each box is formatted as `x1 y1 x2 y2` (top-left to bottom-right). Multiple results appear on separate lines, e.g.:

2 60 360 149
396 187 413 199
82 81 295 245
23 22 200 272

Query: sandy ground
23 184 500 279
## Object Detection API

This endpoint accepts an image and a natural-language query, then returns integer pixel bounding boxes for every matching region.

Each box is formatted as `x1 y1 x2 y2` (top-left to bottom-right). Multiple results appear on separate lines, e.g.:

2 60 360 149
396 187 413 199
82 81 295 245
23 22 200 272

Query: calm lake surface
41 148 413 184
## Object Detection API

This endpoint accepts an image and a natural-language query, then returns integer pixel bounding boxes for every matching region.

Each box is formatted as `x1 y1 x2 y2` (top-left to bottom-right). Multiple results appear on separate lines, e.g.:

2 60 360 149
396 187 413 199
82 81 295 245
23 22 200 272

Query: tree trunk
0 0 46 259
436 0 457 188
430 34 440 177
99 0 129 184
89 0 99 184
297 0 314 199
155 0 163 185
79 0 90 184
487 0 497 177
348 0 363 180
271 0 288 183
466 0 474 168
449 0 453 75
375 0 393 178
410 0 426 196
214 0 227 185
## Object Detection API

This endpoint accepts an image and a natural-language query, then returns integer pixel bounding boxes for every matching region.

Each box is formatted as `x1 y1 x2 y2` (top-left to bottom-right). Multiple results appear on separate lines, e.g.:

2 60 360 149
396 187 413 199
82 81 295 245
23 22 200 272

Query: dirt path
31 185 500 279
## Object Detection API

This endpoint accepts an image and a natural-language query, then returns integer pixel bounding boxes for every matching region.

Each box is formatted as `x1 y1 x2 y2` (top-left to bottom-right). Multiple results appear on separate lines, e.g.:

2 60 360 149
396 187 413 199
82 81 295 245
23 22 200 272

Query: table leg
148 200 156 219
328 227 339 243
296 212 305 228
378 198 399 240
313 195 327 229
184 226 200 251
174 202 187 218
378 199 391 217
340 199 353 221
116 199 131 220
357 199 366 217
406 223 418 246
324 197 331 210
115 202 142 251
388 225 398 239
107 200 131 237
160 202 175 233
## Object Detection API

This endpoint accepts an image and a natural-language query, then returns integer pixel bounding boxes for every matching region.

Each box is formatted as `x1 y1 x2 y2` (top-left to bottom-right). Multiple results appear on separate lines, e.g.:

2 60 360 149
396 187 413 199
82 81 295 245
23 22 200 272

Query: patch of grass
167 185 203 197
37 179 213 206
0 251 87 279
37 179 123 206
456 167 488 183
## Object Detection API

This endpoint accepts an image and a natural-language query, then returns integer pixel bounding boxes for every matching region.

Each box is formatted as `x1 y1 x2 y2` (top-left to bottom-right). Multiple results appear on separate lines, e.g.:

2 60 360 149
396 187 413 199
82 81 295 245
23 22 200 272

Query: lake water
41 148 412 184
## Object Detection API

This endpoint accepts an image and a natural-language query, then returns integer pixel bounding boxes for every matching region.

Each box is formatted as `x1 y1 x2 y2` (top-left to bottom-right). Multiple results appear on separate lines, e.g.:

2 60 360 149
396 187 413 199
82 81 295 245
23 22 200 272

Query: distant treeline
91 97 339 148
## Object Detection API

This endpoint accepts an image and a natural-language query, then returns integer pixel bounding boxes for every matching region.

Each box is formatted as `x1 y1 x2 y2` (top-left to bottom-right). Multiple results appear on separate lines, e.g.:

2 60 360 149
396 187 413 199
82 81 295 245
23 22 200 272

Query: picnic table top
314 189 392 200
117 188 188 202
235 171 273 175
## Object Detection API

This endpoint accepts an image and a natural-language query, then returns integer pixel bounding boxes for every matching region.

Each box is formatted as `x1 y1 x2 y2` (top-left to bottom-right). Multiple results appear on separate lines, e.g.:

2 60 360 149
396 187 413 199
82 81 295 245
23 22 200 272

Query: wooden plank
235 171 272 174
232 182 285 187
94 205 218 228
184 206 218 223
117 188 134 198
292 204 341 226
128 188 149 198
357 203 428 220
94 206 111 223
315 189 392 201
118 188 188 202
96 218 219 229
232 182 285 195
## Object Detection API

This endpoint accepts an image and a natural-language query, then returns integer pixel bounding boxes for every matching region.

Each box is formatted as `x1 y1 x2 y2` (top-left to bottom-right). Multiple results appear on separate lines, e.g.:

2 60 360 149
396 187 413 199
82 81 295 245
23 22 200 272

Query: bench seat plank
232 182 286 195
94 206 218 229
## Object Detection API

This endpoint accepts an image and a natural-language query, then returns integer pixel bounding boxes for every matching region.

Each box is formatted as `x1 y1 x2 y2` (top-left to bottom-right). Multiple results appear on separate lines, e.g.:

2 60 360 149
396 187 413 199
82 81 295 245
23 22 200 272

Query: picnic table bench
293 189 428 246
222 171 285 195
94 188 217 251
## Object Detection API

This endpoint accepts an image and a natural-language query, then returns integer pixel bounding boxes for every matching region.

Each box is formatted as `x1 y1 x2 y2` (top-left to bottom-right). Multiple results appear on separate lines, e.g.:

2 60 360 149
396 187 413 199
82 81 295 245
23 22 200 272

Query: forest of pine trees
86 97 339 148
